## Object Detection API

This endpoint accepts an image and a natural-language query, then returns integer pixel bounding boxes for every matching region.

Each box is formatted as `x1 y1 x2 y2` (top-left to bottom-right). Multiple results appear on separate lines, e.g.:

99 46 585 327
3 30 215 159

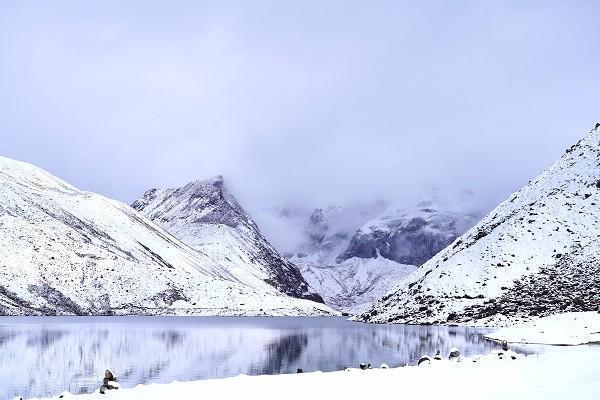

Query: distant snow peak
261 193 480 312
338 202 480 266
357 123 600 326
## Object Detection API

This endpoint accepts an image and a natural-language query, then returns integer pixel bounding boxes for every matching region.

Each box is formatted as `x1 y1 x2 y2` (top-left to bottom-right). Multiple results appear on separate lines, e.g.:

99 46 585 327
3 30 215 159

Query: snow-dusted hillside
132 176 323 302
296 255 416 313
357 124 600 326
0 156 333 316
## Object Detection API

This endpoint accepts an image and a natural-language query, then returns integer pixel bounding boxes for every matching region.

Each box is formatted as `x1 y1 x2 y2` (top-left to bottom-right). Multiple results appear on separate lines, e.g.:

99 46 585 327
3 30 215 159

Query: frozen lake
0 316 542 399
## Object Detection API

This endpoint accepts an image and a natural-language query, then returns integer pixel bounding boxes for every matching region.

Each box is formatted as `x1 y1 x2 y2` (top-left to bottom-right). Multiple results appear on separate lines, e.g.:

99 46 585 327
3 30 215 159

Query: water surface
0 316 541 399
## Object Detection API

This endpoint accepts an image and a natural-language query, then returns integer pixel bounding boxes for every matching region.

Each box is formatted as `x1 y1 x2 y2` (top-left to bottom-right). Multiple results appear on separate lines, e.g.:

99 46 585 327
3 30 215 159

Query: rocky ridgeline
338 207 479 266
133 176 323 303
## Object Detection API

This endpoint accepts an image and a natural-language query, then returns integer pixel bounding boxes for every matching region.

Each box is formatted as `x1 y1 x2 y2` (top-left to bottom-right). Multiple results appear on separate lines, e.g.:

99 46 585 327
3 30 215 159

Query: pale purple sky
1 1 599 214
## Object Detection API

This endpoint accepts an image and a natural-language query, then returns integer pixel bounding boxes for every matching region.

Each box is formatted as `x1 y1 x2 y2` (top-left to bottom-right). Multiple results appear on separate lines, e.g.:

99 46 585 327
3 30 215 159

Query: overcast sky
1 1 599 215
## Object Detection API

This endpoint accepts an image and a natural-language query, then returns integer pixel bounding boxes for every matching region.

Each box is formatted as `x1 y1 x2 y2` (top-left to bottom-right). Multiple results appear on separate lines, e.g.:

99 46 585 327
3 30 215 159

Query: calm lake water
0 316 543 399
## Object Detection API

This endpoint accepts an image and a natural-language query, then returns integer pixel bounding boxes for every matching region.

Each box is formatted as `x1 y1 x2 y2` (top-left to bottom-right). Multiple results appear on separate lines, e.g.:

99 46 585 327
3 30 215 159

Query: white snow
0 156 334 316
487 312 600 345
131 176 323 302
360 124 600 326
31 346 600 400
296 256 416 313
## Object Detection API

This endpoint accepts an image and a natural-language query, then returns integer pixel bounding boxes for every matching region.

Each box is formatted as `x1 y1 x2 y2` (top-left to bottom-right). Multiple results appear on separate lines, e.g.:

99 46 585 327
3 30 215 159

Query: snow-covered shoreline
486 312 600 345
31 345 600 400
19 312 600 400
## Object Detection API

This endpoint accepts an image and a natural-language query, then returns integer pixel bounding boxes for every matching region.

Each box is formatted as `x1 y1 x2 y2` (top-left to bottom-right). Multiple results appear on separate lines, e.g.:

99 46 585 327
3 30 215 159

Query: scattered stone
297 368 303 373
359 363 371 370
418 355 432 366
434 350 442 360
380 363 389 369
448 347 460 359
99 369 119 394
501 340 509 351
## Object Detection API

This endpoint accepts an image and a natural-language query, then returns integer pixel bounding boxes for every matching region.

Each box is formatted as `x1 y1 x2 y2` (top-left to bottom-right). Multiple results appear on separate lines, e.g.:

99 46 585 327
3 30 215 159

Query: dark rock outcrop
338 208 478 266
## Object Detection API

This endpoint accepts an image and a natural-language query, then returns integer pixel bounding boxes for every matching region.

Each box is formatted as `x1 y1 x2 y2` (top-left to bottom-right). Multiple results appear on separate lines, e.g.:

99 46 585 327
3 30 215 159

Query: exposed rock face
132 176 323 303
356 124 600 326
338 207 479 266
0 156 333 316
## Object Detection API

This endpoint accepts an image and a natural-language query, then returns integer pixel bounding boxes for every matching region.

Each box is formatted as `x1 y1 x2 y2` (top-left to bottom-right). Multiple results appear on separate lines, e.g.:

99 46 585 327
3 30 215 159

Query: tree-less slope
357 123 600 326
132 176 323 303
0 156 332 316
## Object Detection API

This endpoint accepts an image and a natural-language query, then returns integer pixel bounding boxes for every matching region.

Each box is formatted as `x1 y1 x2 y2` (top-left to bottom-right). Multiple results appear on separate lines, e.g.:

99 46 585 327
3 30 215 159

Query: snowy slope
357 124 600 326
132 177 323 302
296 255 416 313
487 312 600 345
0 156 333 316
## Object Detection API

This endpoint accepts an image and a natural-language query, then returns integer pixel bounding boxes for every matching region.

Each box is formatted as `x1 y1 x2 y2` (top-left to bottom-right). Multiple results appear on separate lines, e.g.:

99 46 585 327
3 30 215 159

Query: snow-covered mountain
357 124 600 326
264 197 480 313
296 255 416 313
131 176 323 303
338 202 480 266
268 204 385 265
0 156 333 316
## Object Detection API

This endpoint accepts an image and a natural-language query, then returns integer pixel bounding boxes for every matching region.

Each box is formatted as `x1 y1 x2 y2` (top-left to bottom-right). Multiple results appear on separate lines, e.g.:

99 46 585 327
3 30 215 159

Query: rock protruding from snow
132 176 323 303
357 124 600 326
99 370 120 394
0 156 333 316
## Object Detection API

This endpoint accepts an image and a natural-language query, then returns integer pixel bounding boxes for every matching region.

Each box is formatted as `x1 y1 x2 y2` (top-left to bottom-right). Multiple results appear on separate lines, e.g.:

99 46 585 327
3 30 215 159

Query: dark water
0 317 543 399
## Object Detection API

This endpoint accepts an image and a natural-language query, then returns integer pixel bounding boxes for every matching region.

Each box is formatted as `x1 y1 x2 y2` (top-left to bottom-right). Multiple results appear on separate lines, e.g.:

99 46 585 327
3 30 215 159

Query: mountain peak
0 156 331 316
188 175 225 189
133 177 324 303
357 125 600 326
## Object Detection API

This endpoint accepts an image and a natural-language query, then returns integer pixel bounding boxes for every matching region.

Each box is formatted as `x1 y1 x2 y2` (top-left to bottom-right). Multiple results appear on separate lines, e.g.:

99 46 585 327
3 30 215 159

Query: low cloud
1 1 599 238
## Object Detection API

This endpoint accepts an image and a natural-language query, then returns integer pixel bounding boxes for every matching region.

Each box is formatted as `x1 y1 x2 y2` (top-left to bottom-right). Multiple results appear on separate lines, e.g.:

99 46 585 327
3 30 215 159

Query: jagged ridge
132 176 323 303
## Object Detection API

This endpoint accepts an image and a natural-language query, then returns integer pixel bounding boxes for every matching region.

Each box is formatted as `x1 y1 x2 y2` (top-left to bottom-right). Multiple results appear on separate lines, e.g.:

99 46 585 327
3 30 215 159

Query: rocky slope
0 156 332 316
338 203 479 266
357 124 600 326
132 176 323 303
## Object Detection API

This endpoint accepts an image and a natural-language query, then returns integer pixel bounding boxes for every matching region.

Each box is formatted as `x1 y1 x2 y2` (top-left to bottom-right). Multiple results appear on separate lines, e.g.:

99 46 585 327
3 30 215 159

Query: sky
1 1 599 219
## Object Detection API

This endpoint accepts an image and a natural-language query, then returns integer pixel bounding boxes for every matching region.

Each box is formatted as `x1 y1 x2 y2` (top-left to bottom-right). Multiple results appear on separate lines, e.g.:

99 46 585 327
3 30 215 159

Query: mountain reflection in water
0 316 544 399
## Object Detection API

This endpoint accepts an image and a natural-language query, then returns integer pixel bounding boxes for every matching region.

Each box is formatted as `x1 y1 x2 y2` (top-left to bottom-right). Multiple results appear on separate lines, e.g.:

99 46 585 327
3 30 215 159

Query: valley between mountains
1 124 599 323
